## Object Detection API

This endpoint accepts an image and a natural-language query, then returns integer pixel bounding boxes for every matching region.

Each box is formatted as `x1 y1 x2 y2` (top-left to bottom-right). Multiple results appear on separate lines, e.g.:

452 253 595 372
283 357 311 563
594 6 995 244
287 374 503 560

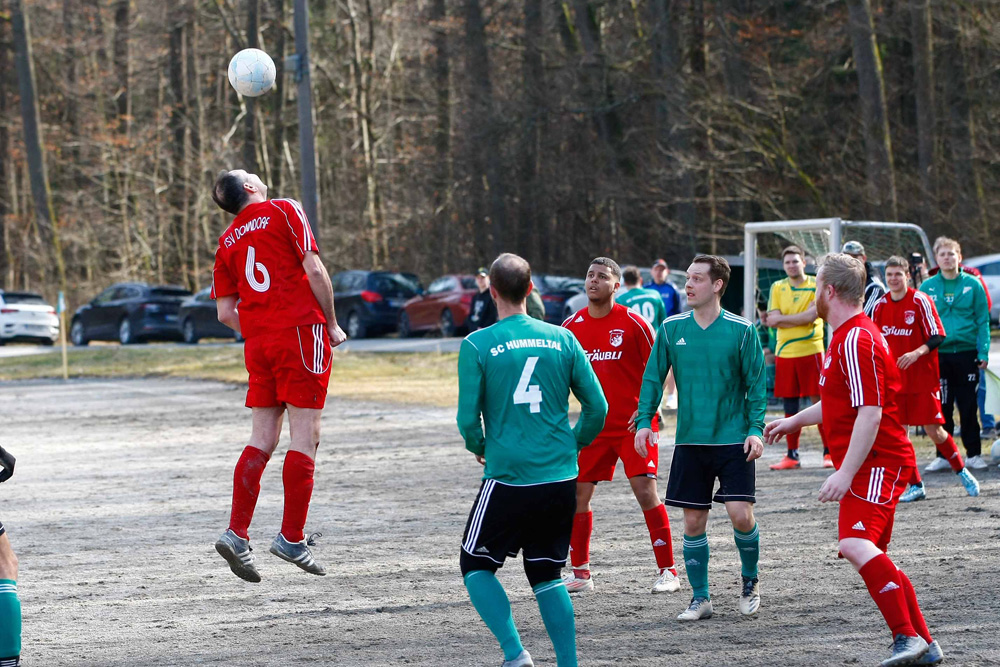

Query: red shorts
244 324 332 409
578 432 658 483
774 353 823 398
837 465 911 553
896 390 945 426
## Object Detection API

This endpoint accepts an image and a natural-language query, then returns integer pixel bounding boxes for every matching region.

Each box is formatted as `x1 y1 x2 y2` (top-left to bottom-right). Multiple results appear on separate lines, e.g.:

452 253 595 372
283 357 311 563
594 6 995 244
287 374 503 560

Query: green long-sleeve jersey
636 309 766 444
616 287 667 327
456 313 608 485
920 271 990 359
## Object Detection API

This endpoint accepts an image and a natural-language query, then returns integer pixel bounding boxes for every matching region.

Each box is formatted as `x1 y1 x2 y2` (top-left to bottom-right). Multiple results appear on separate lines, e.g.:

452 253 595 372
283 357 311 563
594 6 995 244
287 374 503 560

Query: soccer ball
228 48 276 97
991 438 1000 463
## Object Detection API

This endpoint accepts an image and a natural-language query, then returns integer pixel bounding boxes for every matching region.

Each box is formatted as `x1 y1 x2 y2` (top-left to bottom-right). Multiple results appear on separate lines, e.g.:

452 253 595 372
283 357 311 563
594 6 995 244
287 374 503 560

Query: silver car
0 290 59 345
961 254 1000 324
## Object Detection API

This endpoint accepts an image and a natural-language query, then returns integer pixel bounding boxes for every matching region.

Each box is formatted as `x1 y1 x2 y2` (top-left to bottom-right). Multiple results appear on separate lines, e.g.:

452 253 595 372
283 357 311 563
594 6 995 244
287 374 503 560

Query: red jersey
211 198 325 338
819 313 916 469
562 303 656 437
870 288 945 393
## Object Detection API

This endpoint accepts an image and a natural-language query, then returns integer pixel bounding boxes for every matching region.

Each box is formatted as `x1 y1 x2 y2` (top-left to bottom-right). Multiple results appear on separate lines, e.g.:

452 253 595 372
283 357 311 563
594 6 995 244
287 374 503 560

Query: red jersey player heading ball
210 169 347 584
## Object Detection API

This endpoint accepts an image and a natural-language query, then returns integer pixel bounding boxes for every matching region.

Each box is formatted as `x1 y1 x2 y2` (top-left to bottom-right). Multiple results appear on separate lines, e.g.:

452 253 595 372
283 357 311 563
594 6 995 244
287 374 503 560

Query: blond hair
933 236 961 255
818 253 865 306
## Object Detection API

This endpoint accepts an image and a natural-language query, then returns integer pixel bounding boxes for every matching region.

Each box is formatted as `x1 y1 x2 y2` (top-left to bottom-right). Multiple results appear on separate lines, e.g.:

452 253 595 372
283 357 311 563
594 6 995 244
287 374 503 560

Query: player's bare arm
767 304 818 328
818 406 881 503
216 295 241 334
302 252 346 347
763 401 823 445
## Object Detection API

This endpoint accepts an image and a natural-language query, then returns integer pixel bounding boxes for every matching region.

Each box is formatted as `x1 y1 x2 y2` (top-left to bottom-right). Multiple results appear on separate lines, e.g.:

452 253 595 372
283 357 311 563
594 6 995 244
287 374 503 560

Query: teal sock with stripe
683 533 710 599
734 523 760 579
463 571 523 661
532 579 577 667
0 580 20 659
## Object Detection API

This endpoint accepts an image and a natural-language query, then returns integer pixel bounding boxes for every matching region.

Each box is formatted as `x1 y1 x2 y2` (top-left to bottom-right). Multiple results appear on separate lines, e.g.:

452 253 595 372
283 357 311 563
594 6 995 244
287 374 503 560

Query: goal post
742 218 934 323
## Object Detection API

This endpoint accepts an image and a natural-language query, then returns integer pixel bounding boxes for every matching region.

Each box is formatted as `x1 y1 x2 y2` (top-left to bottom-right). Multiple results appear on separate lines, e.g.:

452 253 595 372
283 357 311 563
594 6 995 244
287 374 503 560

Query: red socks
281 450 316 543
859 554 916 638
229 446 271 540
569 511 592 570
897 570 932 644
643 504 675 570
935 435 964 473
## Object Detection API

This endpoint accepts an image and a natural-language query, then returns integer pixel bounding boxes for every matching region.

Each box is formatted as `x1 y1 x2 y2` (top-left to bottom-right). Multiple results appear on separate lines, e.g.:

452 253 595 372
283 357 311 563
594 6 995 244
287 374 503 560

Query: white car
0 290 59 345
960 254 1000 324
561 268 689 321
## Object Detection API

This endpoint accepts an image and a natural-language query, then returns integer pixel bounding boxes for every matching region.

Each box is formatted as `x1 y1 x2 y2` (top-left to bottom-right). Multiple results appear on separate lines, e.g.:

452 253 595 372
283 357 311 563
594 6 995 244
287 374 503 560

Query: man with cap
647 259 680 409
842 241 886 318
468 267 498 332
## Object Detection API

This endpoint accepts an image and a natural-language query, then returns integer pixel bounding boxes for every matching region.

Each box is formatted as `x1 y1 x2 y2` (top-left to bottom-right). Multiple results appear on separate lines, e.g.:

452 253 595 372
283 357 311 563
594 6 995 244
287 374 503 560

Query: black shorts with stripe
664 444 756 510
461 478 575 568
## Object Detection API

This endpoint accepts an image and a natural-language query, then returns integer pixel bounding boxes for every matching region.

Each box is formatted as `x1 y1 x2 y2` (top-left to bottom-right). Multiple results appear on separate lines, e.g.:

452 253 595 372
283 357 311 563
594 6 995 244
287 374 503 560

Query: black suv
177 287 242 343
331 270 422 338
70 283 193 345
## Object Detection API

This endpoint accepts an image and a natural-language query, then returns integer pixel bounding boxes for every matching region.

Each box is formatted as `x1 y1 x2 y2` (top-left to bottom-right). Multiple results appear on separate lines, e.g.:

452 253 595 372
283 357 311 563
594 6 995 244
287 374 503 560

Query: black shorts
461 478 576 568
0 519 4 537
664 444 756 510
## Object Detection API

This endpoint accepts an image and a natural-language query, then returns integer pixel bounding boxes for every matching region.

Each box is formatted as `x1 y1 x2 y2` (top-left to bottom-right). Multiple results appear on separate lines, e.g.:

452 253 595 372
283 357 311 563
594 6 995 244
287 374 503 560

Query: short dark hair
781 245 805 261
885 255 908 270
490 253 532 303
622 265 642 285
691 254 731 296
589 257 621 280
212 170 249 215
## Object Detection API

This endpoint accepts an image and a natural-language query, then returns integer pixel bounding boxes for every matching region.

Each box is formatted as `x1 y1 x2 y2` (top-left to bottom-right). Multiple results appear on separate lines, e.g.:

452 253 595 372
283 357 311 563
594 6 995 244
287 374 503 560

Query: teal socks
734 523 760 579
683 533 710 599
533 580 577 667
0 579 20 659
464 571 523 661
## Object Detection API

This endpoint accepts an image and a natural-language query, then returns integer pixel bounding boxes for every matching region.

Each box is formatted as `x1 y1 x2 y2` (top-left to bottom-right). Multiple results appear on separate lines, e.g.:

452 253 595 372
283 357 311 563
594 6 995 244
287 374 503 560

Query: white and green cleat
677 596 713 621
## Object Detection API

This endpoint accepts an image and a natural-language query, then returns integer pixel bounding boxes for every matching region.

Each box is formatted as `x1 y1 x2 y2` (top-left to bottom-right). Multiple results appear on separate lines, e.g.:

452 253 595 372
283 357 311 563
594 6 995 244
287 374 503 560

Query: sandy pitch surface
2 377 998 666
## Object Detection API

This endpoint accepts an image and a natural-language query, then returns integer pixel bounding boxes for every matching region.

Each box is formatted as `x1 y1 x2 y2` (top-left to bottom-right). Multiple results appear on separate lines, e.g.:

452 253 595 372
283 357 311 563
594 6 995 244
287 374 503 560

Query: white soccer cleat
965 454 988 470
502 649 534 667
923 457 951 472
652 567 681 594
562 570 594 594
739 576 760 616
677 597 713 621
880 634 929 667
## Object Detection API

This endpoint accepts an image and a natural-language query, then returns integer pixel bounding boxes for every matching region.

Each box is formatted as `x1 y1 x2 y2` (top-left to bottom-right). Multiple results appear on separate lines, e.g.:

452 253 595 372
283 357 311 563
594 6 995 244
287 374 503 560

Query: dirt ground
1 377 998 666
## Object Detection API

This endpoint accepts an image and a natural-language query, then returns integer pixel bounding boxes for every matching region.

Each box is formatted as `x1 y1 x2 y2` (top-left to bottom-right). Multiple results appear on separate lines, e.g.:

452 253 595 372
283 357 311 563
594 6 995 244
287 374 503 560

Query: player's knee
727 506 755 532
683 511 708 536
459 550 498 578
630 479 660 510
524 559 561 588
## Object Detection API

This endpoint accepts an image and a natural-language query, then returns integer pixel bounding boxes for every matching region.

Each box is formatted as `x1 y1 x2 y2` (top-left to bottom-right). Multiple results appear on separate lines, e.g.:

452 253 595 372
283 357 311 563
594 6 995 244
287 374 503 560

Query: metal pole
293 0 319 242
744 226 756 322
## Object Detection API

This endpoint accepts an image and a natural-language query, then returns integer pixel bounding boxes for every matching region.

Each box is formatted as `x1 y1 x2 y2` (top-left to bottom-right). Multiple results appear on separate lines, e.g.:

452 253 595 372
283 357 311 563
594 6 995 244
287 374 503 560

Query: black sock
787 449 800 460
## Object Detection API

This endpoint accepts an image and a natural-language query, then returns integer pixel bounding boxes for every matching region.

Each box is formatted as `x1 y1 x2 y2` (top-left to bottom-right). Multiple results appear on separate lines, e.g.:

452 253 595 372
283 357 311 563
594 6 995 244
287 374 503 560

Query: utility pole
289 0 319 241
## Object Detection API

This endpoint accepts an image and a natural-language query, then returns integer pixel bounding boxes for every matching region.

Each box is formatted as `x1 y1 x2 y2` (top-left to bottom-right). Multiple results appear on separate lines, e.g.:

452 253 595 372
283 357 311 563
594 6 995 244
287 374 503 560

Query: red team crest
904 310 915 325
609 329 624 348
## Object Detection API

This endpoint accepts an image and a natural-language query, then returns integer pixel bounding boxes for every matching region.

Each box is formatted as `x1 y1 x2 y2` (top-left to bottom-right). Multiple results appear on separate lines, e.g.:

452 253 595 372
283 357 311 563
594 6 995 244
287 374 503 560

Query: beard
815 291 829 320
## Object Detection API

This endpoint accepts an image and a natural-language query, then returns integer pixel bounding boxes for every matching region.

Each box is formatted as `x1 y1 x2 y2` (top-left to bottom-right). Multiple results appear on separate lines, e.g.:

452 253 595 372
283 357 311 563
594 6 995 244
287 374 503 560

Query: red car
398 274 477 337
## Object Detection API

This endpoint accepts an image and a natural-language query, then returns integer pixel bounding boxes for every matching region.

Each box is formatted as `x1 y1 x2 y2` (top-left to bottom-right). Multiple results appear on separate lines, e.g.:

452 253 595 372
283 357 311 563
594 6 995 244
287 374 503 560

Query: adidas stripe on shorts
244 323 332 409
837 464 912 553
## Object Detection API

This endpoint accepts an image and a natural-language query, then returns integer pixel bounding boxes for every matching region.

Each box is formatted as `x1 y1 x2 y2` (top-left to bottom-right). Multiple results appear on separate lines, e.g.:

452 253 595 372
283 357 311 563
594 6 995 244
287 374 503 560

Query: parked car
532 274 586 323
561 268 688 320
398 274 477 337
70 283 193 345
177 288 242 343
332 270 422 339
960 254 1000 324
0 290 59 345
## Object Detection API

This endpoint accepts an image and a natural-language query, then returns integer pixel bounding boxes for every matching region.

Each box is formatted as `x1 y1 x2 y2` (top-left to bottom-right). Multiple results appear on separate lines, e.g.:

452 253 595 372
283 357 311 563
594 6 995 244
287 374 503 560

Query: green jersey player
457 253 608 667
633 254 766 621
616 266 667 327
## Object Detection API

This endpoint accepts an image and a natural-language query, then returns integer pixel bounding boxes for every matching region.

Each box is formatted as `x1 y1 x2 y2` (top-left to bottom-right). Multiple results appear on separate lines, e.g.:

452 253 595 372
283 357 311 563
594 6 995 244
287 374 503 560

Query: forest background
0 0 996 306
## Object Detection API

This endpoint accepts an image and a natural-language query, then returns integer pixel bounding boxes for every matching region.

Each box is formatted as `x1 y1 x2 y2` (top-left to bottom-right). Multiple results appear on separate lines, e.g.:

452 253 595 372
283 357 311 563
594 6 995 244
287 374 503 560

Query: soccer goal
742 218 934 322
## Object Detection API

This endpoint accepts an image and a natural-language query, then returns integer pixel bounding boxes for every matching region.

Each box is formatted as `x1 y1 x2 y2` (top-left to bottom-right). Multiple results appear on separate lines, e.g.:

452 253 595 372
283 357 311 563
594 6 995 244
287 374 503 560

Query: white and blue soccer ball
228 48 276 97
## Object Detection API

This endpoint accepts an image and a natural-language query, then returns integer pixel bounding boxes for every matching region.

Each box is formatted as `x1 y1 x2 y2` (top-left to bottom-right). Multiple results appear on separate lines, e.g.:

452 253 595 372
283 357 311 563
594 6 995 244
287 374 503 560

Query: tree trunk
429 0 452 271
113 0 130 135
0 0 9 283
270 0 287 194
519 0 545 264
244 0 259 174
909 0 935 225
168 0 191 286
845 0 898 219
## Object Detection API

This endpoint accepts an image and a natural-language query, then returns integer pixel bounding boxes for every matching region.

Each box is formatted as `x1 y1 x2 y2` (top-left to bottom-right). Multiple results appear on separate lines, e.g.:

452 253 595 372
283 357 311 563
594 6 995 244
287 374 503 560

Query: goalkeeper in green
457 253 608 667
632 254 767 622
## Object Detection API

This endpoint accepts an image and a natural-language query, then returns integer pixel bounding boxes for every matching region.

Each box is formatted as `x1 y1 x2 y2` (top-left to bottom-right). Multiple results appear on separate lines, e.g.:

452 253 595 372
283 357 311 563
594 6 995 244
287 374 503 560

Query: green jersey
617 287 667 327
920 271 990 359
636 309 766 444
457 313 608 485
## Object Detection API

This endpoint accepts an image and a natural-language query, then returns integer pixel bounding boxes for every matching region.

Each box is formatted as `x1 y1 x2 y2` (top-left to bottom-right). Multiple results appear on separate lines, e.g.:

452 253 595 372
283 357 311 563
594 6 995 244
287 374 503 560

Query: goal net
741 218 934 322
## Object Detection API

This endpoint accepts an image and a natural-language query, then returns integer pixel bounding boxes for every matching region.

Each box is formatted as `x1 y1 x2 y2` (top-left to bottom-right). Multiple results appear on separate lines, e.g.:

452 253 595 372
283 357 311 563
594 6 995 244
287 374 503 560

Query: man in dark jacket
467 267 498 331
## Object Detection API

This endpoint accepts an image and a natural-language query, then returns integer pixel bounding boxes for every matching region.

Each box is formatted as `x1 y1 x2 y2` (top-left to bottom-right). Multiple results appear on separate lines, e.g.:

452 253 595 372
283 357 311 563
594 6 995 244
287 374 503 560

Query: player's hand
818 470 851 503
327 322 348 348
627 409 638 433
744 435 764 462
897 351 921 370
0 445 15 484
475 455 486 466
977 358 989 370
634 428 655 458
763 417 795 445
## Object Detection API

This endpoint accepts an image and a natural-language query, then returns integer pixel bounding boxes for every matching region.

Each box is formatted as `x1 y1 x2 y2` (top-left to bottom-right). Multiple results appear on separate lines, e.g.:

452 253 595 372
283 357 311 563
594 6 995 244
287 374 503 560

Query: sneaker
899 483 926 503
980 427 996 440
965 454 988 470
957 467 980 497
769 455 801 471
502 649 534 667
677 597 713 621
269 533 326 575
739 576 760 616
880 634 929 667
215 529 261 583
924 457 951 472
914 639 944 666
562 570 594 594
652 567 681 594
822 454 835 468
